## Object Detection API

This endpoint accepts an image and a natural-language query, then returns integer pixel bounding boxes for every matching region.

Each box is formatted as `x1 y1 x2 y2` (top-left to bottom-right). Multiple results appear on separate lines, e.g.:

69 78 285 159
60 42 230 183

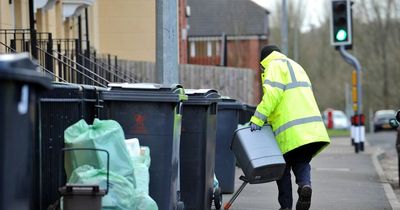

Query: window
207 41 212 57
216 42 220 56
190 41 195 57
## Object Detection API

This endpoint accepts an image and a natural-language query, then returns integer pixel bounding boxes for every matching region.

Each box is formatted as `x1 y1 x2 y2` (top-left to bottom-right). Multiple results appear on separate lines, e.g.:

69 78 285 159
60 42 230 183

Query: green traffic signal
336 29 347 41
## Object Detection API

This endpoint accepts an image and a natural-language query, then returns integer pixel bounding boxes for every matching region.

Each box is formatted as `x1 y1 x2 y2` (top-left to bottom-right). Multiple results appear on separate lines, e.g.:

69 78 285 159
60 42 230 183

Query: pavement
217 136 400 210
376 133 400 209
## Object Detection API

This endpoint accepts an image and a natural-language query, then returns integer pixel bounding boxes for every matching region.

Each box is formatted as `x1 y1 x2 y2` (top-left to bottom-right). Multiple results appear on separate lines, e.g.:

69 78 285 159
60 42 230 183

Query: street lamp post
156 0 179 85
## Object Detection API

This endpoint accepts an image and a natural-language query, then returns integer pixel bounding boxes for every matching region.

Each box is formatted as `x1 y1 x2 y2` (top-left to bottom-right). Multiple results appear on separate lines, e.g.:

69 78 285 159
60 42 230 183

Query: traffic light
330 0 352 47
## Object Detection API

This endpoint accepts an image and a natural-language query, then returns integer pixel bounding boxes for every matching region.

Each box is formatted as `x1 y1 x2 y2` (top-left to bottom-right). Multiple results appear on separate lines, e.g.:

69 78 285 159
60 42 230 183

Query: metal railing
37 46 109 87
0 29 137 86
82 52 137 83
0 40 67 83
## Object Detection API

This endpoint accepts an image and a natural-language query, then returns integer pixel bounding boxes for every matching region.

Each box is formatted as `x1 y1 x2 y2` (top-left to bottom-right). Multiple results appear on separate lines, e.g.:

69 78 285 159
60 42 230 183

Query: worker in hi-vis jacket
249 45 330 210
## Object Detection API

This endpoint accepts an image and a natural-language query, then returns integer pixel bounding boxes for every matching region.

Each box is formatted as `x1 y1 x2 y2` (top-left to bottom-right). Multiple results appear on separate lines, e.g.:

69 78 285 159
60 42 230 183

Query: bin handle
61 148 110 194
94 87 104 116
210 103 217 115
177 102 183 115
18 85 29 115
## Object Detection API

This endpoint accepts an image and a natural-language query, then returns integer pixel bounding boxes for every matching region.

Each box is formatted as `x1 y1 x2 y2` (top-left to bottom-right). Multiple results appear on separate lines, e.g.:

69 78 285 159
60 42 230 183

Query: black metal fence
0 29 136 87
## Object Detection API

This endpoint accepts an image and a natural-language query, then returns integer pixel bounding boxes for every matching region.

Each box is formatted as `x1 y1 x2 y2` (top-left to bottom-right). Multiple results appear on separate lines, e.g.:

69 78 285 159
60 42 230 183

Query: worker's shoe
279 208 292 210
296 185 312 210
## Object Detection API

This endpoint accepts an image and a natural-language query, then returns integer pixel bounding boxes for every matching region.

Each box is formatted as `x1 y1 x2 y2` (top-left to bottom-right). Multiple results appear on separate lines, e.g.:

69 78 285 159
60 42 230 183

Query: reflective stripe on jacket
250 51 330 156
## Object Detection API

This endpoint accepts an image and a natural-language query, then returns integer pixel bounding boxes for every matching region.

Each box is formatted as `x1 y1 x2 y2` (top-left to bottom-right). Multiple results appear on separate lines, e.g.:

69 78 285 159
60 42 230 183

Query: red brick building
180 0 270 103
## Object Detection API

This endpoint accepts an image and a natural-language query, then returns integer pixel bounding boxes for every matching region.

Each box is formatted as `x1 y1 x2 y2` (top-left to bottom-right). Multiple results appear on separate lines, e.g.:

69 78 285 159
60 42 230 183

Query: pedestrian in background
249 45 330 210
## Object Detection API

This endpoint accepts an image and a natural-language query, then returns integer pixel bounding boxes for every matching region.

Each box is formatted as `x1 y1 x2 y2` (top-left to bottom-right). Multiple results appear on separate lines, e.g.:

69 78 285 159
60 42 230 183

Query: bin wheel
177 201 185 210
214 187 222 209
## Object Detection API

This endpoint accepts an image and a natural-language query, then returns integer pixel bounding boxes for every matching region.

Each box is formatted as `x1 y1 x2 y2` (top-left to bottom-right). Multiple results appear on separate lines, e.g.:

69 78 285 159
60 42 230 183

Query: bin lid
51 82 83 92
183 88 221 105
81 83 108 91
81 84 108 99
0 53 51 89
243 103 257 111
218 96 244 110
40 82 82 99
41 82 107 100
108 83 159 89
101 83 187 102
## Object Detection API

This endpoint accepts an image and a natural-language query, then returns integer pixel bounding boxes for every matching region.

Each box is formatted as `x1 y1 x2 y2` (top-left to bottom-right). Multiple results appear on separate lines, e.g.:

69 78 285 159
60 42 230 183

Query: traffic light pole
339 45 364 153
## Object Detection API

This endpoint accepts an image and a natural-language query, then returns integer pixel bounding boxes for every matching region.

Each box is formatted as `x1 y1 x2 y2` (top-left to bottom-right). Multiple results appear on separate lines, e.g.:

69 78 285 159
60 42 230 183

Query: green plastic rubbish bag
68 165 137 210
64 119 134 181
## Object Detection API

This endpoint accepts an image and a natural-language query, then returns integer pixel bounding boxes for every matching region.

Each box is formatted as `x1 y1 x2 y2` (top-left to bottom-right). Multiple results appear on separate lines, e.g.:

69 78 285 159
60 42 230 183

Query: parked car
373 109 396 132
322 109 350 130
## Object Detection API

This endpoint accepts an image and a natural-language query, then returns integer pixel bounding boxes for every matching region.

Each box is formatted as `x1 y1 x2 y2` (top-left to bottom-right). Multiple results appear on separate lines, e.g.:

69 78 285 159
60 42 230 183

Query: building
0 0 265 101
186 0 270 101
186 0 269 67
0 0 155 61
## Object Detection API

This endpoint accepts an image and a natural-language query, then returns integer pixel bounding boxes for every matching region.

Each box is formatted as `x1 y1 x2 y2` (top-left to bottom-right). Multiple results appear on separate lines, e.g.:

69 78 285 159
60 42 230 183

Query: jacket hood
260 51 287 69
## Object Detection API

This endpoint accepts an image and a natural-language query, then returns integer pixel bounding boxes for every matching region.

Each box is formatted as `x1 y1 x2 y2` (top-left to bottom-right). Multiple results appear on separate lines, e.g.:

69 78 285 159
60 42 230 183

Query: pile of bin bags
64 119 158 210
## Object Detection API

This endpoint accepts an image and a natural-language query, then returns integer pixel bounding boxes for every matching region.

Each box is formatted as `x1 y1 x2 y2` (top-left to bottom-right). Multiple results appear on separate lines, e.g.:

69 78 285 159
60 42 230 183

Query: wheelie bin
0 53 51 210
215 97 243 194
238 104 256 124
37 83 105 210
180 89 221 210
100 83 187 210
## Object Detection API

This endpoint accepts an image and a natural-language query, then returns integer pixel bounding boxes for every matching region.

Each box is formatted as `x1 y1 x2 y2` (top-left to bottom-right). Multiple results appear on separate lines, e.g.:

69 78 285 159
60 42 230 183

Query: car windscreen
376 114 394 119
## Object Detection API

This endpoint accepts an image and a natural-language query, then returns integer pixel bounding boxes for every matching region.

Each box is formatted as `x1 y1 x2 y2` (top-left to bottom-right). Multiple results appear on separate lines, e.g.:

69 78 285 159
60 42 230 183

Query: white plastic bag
126 140 158 210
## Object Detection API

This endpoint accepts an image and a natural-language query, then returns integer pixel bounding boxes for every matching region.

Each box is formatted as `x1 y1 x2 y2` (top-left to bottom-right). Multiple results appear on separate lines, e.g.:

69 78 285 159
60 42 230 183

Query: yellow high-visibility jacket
250 51 330 156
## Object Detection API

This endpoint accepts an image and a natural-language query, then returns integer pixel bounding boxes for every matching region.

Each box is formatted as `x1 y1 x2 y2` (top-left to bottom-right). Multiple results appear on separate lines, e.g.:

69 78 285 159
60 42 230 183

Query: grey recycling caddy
224 125 286 209
231 125 286 184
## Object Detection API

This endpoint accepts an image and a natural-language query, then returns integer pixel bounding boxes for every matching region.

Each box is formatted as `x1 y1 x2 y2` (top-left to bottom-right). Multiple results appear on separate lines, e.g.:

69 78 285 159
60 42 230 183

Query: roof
187 0 270 37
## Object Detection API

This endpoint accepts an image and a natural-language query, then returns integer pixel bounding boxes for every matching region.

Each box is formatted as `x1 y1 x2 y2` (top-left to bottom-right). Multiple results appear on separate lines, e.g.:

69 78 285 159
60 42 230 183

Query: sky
251 0 326 32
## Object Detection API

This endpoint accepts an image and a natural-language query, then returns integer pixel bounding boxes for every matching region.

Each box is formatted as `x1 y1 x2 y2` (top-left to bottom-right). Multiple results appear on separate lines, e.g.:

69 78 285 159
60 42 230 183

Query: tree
267 0 400 114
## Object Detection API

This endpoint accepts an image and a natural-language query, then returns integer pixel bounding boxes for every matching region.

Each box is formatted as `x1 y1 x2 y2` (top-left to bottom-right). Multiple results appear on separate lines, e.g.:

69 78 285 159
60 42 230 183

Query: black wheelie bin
37 83 105 210
100 83 187 210
180 89 221 210
0 53 51 210
238 104 256 124
215 97 243 194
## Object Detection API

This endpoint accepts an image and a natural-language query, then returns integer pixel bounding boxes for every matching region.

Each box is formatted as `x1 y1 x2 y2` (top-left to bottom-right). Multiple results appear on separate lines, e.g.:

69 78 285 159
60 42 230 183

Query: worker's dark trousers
276 158 311 209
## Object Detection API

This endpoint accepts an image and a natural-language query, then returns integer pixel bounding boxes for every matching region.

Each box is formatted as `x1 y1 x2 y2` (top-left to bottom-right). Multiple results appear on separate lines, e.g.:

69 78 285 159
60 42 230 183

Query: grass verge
327 129 350 137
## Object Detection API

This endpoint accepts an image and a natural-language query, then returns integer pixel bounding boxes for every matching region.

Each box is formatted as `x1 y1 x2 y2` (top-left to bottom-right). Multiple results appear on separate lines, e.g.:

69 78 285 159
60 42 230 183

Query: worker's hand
249 122 262 132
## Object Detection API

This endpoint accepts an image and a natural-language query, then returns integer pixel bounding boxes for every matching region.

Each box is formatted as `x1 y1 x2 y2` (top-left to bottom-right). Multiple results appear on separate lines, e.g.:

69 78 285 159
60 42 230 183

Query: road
367 130 397 152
